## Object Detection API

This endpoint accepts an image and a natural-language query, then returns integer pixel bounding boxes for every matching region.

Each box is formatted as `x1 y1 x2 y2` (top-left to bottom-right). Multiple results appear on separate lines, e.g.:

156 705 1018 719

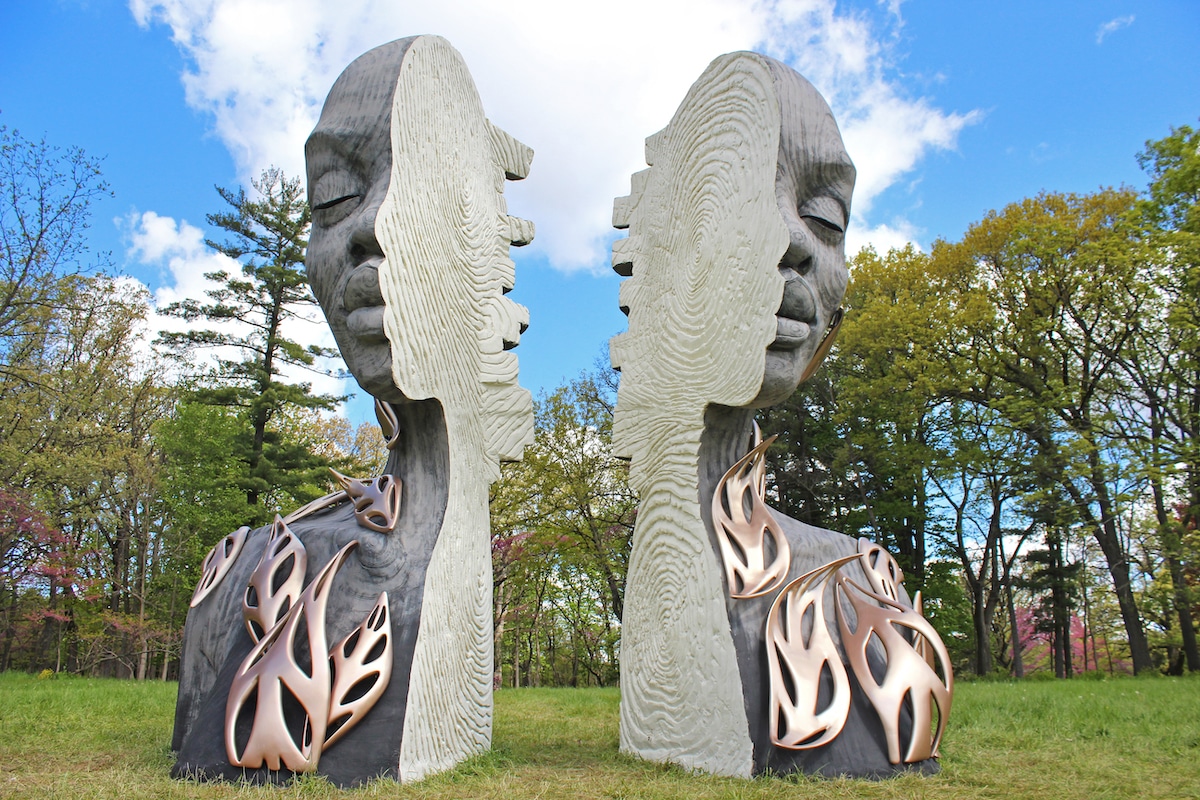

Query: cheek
305 238 340 308
811 244 849 309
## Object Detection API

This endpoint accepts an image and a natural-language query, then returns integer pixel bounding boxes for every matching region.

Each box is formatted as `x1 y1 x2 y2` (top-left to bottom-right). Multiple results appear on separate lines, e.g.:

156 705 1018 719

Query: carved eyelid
314 194 358 211
798 195 847 233
310 168 362 218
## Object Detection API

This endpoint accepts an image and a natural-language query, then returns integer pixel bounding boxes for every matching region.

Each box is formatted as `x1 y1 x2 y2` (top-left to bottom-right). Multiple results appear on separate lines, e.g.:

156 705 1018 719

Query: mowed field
1 673 1197 800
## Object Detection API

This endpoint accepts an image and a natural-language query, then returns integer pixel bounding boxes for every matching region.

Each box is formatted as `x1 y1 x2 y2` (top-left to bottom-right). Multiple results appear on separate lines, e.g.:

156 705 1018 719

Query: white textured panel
506 216 535 247
610 236 636 276
610 51 789 778
374 34 534 782
487 120 533 181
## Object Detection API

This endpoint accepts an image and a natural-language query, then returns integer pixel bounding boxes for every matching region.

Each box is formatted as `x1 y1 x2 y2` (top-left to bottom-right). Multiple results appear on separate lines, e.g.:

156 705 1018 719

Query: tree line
759 124 1199 678
1 119 1196 683
0 124 370 677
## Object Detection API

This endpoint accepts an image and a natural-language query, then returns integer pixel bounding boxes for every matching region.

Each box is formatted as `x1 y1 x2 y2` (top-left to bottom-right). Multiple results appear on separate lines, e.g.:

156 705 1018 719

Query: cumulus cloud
1096 15 1134 44
129 0 975 270
758 0 979 228
121 208 347 399
846 219 921 258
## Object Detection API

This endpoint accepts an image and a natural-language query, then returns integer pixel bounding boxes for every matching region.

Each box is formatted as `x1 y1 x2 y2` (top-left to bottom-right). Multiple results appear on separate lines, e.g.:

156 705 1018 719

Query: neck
698 404 758 533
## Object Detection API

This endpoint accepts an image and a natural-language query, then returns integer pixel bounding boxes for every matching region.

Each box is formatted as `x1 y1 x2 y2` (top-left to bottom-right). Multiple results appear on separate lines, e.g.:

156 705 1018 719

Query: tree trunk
1150 468 1200 671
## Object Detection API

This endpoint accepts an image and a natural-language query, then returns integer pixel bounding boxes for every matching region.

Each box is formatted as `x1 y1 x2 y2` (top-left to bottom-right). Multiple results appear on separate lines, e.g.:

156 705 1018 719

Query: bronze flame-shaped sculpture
331 469 401 534
226 541 357 771
712 424 790 598
191 526 249 608
243 517 308 642
225 540 393 772
375 398 401 451
763 524 954 764
764 554 856 749
835 567 952 763
327 593 393 748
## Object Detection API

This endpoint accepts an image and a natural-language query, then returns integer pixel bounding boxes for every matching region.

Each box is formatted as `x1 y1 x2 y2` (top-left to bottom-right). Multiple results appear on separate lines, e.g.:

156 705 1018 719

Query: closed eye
802 214 844 234
798 194 848 241
314 194 359 211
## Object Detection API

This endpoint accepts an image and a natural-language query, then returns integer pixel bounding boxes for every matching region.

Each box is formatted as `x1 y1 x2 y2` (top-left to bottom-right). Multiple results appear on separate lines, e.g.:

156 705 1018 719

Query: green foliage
156 168 341 522
154 401 252 580
491 368 635 687
921 558 975 670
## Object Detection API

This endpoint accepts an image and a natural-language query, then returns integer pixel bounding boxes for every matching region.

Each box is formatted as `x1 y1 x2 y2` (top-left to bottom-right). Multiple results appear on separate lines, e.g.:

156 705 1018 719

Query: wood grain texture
609 51 790 778
374 35 534 782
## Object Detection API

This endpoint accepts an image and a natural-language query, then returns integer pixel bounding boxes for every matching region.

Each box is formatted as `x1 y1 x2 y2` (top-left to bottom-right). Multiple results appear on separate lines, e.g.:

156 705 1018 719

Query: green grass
1 673 1198 799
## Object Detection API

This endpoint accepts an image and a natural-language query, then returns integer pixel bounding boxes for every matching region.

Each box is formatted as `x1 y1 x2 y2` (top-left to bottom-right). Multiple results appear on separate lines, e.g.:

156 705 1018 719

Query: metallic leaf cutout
243 516 308 643
857 537 903 603
374 398 401 450
765 555 858 749
835 573 953 764
225 541 358 772
326 591 393 748
190 526 249 608
712 424 790 598
283 490 347 526
331 469 401 534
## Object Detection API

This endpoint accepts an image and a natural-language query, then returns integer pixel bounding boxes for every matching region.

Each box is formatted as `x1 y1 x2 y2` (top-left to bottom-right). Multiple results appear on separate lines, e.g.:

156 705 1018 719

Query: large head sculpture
306 35 534 472
608 51 859 778
610 51 854 485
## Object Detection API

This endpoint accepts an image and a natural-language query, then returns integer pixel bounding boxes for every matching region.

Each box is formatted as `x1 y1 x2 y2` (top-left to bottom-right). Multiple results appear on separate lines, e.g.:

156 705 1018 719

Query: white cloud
846 218 920 258
130 0 976 269
758 0 979 220
1096 14 1134 44
120 208 348 400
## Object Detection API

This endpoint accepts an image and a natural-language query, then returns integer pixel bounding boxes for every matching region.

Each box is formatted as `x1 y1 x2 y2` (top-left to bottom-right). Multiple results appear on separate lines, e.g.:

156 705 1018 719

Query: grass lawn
1 673 1197 799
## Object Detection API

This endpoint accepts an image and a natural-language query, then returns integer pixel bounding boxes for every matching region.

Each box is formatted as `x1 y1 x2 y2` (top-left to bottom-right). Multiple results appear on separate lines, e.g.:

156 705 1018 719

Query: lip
772 268 818 350
343 259 384 312
340 260 388 343
347 305 388 342
771 317 811 349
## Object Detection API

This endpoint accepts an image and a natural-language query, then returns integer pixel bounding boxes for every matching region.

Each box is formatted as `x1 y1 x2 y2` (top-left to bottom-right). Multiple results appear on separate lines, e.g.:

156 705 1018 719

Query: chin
750 348 808 407
345 345 405 403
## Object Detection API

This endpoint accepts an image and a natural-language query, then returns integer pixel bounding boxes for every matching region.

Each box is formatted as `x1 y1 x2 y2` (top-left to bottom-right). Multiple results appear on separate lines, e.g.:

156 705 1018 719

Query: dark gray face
305 40 412 402
757 62 855 406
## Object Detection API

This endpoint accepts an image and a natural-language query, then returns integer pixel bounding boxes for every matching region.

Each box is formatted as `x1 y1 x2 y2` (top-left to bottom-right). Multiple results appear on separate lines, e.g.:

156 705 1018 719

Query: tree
157 168 341 523
0 490 77 671
933 189 1156 674
928 401 1035 676
0 124 110 378
0 273 174 675
490 369 636 687
1117 123 1200 672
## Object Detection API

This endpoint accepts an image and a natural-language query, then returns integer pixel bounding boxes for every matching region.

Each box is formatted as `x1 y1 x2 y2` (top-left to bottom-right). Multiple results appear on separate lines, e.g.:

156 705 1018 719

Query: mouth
342 260 388 343
770 268 817 351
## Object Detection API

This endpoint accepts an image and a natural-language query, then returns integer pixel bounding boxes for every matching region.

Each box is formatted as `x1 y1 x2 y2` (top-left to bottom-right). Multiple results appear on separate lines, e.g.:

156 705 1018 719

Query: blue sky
3 0 1197 426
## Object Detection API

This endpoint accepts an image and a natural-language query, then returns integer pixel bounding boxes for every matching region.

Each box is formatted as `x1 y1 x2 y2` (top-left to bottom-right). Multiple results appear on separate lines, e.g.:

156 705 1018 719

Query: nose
349 192 386 262
778 215 814 274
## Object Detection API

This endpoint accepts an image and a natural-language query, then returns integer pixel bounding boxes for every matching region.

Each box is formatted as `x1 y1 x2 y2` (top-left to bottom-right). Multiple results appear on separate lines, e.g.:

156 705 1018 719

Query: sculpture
610 50 951 778
171 35 534 786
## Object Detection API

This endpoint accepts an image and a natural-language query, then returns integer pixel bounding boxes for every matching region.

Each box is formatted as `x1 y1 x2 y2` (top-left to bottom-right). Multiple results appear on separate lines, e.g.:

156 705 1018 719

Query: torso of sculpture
610 50 952 779
171 35 535 786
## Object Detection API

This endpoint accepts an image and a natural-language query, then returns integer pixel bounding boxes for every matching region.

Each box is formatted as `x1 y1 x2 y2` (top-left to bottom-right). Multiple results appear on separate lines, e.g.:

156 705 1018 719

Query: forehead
772 64 855 194
304 51 403 172
781 112 855 199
